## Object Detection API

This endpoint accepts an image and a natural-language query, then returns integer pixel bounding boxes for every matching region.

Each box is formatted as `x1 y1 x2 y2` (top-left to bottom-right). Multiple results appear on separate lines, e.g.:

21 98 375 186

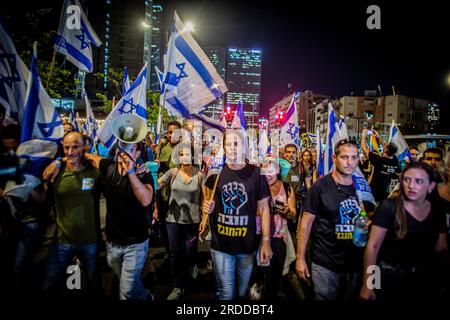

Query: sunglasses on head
336 139 358 148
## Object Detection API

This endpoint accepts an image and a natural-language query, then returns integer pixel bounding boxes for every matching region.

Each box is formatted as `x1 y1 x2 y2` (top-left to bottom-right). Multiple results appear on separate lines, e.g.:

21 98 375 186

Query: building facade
225 47 262 126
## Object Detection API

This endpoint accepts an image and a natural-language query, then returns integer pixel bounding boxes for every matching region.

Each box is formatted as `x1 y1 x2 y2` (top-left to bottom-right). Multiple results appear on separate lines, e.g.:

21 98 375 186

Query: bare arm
84 152 103 170
286 186 297 219
361 129 370 158
360 225 387 300
128 173 153 207
295 212 316 280
257 197 273 265
435 233 448 254
200 184 214 234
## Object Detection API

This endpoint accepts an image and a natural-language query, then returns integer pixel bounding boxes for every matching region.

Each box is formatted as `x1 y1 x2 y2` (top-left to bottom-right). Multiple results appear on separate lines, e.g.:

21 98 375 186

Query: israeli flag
122 66 130 95
0 19 29 123
155 106 162 144
55 0 102 72
388 119 409 161
338 115 349 139
206 148 224 179
82 95 97 142
161 12 228 117
19 43 63 177
324 103 342 175
230 101 249 159
258 128 271 162
69 108 81 132
280 92 301 148
98 63 148 148
316 126 324 178
191 113 225 131
155 66 164 92
352 168 376 206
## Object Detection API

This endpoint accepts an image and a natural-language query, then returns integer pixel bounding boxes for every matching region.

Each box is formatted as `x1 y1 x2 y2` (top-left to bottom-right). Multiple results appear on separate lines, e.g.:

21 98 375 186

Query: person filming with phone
254 158 296 299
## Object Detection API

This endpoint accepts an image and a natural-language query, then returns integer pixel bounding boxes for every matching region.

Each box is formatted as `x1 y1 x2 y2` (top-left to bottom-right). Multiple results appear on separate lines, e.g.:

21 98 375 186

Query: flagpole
46 50 56 90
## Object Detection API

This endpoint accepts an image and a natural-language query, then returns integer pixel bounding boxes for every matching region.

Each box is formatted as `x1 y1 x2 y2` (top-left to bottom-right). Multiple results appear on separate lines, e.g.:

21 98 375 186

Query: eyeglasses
425 157 441 161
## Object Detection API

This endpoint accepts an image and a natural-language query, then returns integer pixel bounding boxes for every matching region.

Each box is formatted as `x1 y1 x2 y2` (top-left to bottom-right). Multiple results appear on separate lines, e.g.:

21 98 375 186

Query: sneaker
167 287 184 300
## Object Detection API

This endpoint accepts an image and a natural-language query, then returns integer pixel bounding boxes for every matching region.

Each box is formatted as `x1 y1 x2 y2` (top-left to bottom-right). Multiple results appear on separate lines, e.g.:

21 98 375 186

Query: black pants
377 266 439 300
166 222 199 289
254 237 287 300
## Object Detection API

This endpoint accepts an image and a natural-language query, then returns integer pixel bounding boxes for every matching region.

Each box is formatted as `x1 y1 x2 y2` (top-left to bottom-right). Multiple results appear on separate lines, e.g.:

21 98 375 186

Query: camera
272 200 286 216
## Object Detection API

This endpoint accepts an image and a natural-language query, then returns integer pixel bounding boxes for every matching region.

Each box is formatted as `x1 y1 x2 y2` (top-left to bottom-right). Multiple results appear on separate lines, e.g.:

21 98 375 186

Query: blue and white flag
191 113 225 131
98 63 148 148
18 43 63 177
280 92 301 148
82 95 97 142
0 19 29 123
161 12 228 118
352 168 376 206
338 115 349 139
122 66 130 95
230 101 249 159
316 126 324 178
258 128 271 162
69 108 81 132
388 119 409 161
155 66 164 92
55 0 102 72
324 103 342 175
206 148 224 179
155 106 162 144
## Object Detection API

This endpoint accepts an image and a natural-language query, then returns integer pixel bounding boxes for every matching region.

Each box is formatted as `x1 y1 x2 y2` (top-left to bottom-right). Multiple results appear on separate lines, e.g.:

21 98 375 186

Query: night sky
162 0 450 128
3 1 450 131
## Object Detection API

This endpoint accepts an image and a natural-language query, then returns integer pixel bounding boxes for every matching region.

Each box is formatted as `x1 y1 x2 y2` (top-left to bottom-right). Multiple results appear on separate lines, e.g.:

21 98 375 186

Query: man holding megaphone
44 114 155 300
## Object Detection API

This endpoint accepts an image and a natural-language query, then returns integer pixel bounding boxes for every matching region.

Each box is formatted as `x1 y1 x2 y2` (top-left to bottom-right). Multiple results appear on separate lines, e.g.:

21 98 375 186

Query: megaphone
111 114 147 152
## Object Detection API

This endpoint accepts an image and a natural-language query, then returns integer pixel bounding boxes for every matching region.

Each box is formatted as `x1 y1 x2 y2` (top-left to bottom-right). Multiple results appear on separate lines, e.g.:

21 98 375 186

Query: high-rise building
202 46 227 119
427 102 440 133
226 47 262 126
149 3 164 91
86 0 164 97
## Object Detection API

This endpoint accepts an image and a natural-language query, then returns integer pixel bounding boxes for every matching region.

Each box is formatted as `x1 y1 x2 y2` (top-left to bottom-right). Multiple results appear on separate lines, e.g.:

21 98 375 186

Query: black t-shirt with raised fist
205 164 270 254
303 174 368 273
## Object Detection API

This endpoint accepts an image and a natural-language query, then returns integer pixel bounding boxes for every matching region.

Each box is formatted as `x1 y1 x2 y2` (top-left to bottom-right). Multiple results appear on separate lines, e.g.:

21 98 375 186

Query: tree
6 8 79 99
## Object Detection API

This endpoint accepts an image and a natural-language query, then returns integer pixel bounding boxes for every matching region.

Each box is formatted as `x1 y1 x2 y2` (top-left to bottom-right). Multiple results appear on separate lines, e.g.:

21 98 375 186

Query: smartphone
273 200 285 216
366 129 373 135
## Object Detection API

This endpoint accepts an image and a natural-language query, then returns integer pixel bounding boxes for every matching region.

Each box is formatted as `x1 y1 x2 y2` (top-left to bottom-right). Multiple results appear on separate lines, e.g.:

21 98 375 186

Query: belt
379 261 423 274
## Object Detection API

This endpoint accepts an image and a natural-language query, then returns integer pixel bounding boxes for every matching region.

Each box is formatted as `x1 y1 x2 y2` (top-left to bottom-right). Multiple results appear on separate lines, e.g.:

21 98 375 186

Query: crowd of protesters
0 106 449 301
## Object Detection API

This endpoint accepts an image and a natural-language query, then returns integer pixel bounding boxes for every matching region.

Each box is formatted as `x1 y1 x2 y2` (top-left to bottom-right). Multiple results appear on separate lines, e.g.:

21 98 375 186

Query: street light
142 21 151 28
184 22 195 33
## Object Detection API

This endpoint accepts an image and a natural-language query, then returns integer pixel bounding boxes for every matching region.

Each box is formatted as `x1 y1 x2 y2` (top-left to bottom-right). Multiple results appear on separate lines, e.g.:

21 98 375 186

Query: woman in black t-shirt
360 162 448 300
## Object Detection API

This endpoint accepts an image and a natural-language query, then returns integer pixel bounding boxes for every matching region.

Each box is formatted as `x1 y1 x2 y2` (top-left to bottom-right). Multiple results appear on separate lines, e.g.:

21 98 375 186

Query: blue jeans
211 248 256 300
15 222 42 282
106 239 149 300
43 242 97 292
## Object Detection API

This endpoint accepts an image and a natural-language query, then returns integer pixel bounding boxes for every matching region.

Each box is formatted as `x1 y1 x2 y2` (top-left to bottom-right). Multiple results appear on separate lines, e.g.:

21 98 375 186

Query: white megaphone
111 114 148 152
